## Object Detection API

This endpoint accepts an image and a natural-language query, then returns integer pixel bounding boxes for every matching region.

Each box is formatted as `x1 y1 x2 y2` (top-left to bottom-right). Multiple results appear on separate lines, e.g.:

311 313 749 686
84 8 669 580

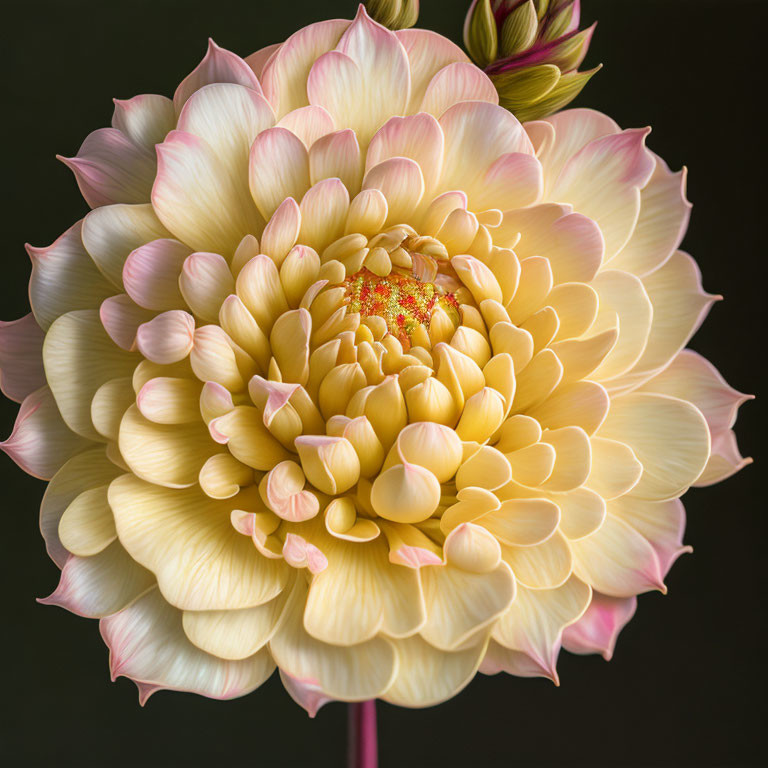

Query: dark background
1 1 764 765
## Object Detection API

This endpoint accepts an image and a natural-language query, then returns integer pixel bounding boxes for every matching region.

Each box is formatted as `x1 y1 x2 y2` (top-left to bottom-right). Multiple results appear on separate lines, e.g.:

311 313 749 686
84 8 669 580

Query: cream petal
695 429 752 487
299 178 349 253
589 269 653 380
362 157 425 225
561 591 637 660
473 152 543 212
102 587 274 702
28 221 118 331
384 634 486 708
136 377 202 425
455 445 512 491
0 313 45 402
39 446 122 567
261 197 301 267
609 154 691 276
174 38 263 112
281 246 321 307
209 405 289 470
420 559 515 650
59 127 156 208
44 309 138 440
396 27 469 113
554 487 606 541
112 93 176 150
235 253 290 333
371 461 441 523
609 495 690 579
395 422 463 483
110 476 288 609
99 295 154 351
540 426 592 492
586 437 643 500
154 130 262 254
178 251 235 322
502 530 573 589
182 586 290 660
492 576 591 681
598 392 710 500
178 83 275 189
528 381 610 434
478 498 560 547
637 349 751 437
58 484 116 556
569 512 664 596
81 202 172 287
40 540 154 618
309 129 364 192
304 533 424 644
119 404 218 488
270 578 397 701
295 435 361 495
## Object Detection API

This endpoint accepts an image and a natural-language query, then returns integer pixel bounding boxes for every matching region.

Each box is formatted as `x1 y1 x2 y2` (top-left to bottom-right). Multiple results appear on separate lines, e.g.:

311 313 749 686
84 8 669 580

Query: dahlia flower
0 5 750 714
465 0 598 121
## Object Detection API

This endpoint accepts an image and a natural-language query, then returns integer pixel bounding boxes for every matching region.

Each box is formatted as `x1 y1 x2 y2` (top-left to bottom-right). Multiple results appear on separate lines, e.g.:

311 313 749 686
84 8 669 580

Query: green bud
542 1 574 43
463 0 499 69
492 64 561 111
512 65 601 123
533 0 550 22
365 0 419 30
500 1 539 58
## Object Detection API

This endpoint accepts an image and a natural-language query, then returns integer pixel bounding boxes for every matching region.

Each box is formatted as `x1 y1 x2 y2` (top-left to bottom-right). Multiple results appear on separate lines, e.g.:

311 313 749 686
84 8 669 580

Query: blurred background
1 1 764 765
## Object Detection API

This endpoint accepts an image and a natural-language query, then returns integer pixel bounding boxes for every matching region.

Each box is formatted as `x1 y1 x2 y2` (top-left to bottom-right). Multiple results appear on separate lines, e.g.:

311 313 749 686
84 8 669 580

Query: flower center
344 268 459 349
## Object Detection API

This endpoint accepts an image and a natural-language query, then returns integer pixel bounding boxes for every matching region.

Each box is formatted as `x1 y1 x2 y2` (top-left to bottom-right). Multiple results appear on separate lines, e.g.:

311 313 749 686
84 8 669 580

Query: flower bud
465 0 599 122
365 0 419 30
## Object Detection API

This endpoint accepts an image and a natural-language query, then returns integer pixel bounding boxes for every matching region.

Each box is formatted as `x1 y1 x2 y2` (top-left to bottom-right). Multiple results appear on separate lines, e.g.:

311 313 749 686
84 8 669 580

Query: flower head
0 5 750 712
464 0 598 121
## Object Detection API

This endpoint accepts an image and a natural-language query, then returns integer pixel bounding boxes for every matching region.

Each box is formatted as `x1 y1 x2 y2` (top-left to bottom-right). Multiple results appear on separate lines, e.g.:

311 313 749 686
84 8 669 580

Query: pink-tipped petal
38 542 155 618
362 157 424 225
395 28 469 114
136 310 196 364
308 128 363 192
366 113 444 192
153 130 262 255
551 128 655 260
27 220 117 331
1 386 90 480
261 19 350 117
173 38 263 113
112 94 176 151
248 126 311 221
280 671 334 718
59 128 156 208
122 238 191 311
562 593 637 660
0 313 45 402
99 295 154 351
420 61 498 118
282 533 328 574
101 588 275 701
244 43 282 80
277 105 336 150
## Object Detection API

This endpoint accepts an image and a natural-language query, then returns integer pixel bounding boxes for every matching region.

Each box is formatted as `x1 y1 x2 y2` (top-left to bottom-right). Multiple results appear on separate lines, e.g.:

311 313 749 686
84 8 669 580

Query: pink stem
347 700 378 768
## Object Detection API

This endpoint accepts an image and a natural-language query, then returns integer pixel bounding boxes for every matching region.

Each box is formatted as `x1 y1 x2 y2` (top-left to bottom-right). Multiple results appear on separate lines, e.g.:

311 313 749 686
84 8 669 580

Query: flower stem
347 700 378 768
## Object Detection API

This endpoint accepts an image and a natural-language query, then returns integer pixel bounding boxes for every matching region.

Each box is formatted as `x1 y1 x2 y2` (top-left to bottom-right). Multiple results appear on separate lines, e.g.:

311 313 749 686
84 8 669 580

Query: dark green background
1 1 764 765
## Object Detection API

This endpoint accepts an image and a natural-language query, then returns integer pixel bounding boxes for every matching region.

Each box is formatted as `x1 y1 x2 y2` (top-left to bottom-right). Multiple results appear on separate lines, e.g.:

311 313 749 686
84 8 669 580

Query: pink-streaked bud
464 0 598 121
